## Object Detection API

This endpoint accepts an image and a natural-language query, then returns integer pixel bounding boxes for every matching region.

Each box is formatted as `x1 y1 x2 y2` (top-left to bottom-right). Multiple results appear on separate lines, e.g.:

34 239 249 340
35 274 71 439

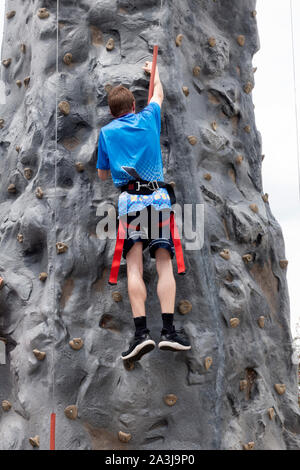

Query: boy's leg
155 247 176 314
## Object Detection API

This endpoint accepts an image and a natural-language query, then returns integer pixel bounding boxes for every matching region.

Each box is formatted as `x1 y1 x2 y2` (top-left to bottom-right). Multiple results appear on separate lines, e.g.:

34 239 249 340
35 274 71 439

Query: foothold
37 8 50 19
236 155 243 164
69 338 84 351
35 187 44 199
279 260 288 269
2 58 11 67
24 168 32 180
175 34 184 47
56 242 68 253
244 82 253 94
182 86 189 97
118 431 131 443
208 37 216 47
252 10 257 17
20 43 26 53
242 254 253 263
178 299 192 315
237 35 245 47
112 291 122 302
230 317 240 328
16 146 21 153
63 53 73 65
204 173 212 181
6 10 16 19
17 233 24 243
24 77 30 87
211 121 217 131
39 272 48 282
220 249 230 260
262 193 269 203
29 435 40 448
64 405 78 420
106 38 115 51
243 442 254 450
164 394 177 406
0 276 4 290
2 400 12 411
244 125 251 133
58 101 70 115
240 379 247 391
123 359 135 371
187 135 197 145
105 83 113 94
268 407 275 420
8 184 16 193
258 316 265 328
274 384 286 395
16 80 22 88
250 204 258 213
204 356 213 371
33 349 46 361
0 119 5 128
75 162 84 172
193 66 201 77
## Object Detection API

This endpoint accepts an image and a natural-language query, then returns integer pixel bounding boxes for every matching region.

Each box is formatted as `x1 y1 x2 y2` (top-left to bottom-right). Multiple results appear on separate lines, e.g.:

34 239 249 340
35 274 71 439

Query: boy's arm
98 169 110 180
142 62 164 107
97 130 110 180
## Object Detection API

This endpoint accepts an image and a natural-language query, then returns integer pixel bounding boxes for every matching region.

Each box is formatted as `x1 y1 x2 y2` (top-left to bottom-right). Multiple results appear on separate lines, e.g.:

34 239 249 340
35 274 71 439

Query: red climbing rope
147 45 158 104
108 219 126 285
50 413 56 450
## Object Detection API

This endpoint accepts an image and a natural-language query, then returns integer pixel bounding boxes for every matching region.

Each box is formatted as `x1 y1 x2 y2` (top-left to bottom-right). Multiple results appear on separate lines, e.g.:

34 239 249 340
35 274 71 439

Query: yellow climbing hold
208 37 216 47
182 86 189 97
69 338 84 350
274 384 286 395
279 260 288 269
17 233 23 243
63 53 73 65
211 121 217 131
243 442 254 450
257 316 265 329
164 394 177 406
204 357 213 371
29 435 40 448
249 204 258 213
2 58 11 67
220 249 230 260
64 405 78 420
178 300 192 315
58 101 70 116
118 431 131 443
33 349 46 361
39 272 48 282
193 66 201 77
242 254 253 264
6 10 16 19
244 82 253 94
175 34 184 47
240 379 247 391
187 135 197 145
262 193 269 203
35 187 44 199
268 407 275 420
2 400 12 412
75 162 85 172
106 38 115 51
237 35 245 47
230 317 240 328
204 173 212 181
236 155 243 164
37 8 50 19
56 242 68 253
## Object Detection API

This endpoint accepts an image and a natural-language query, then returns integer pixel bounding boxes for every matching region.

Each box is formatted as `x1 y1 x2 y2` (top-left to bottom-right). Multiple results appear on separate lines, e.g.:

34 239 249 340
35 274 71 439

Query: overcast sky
0 2 299 336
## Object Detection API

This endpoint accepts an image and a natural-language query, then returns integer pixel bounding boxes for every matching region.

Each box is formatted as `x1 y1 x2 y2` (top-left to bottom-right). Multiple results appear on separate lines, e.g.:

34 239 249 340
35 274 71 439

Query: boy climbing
97 61 191 363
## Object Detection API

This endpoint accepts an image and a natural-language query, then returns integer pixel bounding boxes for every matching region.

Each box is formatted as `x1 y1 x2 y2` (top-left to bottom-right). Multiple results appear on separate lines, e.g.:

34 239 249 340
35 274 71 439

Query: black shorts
120 205 175 260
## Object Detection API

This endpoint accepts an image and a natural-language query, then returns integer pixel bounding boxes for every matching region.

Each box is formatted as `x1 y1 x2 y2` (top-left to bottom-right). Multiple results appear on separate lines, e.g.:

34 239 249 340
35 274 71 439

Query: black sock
161 313 174 333
134 316 148 337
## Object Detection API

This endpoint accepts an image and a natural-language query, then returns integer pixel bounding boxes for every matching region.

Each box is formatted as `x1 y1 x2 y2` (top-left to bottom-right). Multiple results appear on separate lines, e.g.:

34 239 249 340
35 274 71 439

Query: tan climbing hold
274 384 286 395
236 155 243 164
244 82 253 94
258 316 265 329
2 400 12 412
63 53 73 65
8 184 16 193
37 8 50 19
35 187 44 199
243 442 254 450
33 349 46 361
58 101 70 116
230 317 240 328
279 260 288 269
2 58 11 67
211 121 217 131
105 83 113 94
182 86 189 97
24 77 30 87
64 405 78 420
220 249 230 260
106 38 115 51
16 80 22 88
268 407 275 420
164 394 177 406
193 66 201 77
6 10 16 19
242 254 252 263
187 135 197 145
208 37 216 47
112 291 122 302
24 168 32 180
16 146 21 153
17 233 24 243
75 162 84 172
250 204 258 213
204 356 213 371
69 338 84 351
0 119 4 129
0 277 4 290
204 173 212 181
240 379 247 391
118 431 131 443
262 193 269 203
252 10 257 17
124 360 135 371
39 272 48 282
178 300 192 315
56 242 68 254
20 44 26 53
244 125 251 133
175 34 184 47
237 35 245 47
29 435 40 448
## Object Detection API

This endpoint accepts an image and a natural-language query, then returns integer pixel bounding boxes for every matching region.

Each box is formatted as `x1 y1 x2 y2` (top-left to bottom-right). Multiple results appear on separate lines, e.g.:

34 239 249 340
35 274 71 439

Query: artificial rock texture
0 0 299 451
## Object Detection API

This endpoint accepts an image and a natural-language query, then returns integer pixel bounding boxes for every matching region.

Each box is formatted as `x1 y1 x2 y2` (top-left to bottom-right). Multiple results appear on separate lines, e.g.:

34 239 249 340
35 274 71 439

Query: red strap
50 413 56 450
108 220 126 285
170 212 186 274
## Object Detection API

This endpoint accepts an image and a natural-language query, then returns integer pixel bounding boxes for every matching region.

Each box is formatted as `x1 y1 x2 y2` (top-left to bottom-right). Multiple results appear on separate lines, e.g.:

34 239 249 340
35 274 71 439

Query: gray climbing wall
0 0 299 451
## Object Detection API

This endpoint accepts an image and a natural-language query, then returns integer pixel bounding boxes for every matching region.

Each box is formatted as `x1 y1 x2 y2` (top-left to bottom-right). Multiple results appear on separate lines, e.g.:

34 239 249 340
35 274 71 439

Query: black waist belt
120 180 176 204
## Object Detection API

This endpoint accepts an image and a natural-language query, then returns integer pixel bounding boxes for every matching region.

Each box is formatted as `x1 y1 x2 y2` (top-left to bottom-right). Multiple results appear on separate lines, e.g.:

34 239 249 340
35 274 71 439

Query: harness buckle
147 180 159 191
136 181 141 191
